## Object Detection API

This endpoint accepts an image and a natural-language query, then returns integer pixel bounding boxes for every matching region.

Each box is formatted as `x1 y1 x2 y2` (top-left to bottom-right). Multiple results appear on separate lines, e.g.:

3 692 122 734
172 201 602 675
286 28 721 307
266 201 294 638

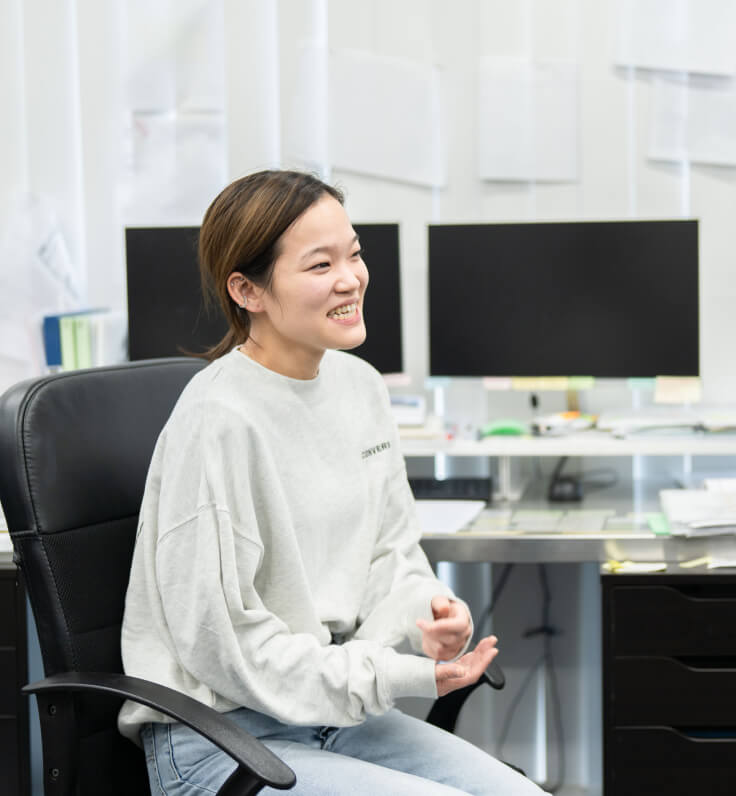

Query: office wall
2 0 734 406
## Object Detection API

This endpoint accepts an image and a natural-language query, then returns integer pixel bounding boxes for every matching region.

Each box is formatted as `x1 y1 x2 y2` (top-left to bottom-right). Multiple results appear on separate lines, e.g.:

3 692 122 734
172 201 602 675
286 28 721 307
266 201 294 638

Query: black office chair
0 358 502 795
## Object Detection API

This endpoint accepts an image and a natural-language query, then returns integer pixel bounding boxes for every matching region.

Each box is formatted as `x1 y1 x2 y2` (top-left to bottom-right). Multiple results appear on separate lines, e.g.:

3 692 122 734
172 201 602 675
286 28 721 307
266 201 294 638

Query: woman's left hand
416 595 472 661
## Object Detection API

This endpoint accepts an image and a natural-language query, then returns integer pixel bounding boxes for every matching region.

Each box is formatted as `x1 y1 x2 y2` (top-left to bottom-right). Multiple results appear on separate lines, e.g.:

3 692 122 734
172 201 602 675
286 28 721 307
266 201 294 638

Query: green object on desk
568 376 595 390
646 512 671 535
480 419 528 436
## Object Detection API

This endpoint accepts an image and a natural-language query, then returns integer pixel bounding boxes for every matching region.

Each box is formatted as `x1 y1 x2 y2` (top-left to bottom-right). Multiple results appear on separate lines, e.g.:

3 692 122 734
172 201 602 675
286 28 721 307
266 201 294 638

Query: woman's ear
227 272 263 311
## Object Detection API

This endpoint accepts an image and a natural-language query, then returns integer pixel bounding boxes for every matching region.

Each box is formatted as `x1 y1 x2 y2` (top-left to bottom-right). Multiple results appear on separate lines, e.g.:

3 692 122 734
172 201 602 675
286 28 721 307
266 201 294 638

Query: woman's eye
310 262 329 271
351 248 363 259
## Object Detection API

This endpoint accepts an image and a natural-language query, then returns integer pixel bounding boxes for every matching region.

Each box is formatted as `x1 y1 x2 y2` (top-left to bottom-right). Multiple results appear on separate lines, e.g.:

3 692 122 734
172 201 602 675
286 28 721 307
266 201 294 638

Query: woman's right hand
435 635 499 697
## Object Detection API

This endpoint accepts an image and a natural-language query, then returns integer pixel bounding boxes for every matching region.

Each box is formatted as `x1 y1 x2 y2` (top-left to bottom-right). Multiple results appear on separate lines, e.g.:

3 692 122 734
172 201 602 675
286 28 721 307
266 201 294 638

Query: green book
59 316 77 371
74 316 92 369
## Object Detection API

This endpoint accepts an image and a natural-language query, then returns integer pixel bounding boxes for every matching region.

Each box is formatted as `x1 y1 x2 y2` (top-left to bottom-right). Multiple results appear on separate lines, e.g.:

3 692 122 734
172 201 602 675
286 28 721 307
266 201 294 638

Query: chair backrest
0 358 206 794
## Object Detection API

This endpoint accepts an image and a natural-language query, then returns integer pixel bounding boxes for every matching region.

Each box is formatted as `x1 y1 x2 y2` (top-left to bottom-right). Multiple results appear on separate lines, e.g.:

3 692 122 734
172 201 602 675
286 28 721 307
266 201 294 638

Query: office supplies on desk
597 408 701 436
415 500 486 534
479 419 528 437
532 411 595 436
704 477 736 491
659 488 736 536
390 394 426 426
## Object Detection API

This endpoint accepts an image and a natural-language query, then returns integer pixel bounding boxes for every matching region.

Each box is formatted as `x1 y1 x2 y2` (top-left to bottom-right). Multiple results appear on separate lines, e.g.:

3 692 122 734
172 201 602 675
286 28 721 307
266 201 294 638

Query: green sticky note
646 513 671 535
568 376 595 390
627 378 656 391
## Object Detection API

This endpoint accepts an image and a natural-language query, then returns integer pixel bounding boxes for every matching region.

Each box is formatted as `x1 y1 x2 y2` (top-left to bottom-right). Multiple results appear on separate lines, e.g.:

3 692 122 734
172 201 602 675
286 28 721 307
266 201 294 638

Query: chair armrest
483 659 506 690
23 671 296 792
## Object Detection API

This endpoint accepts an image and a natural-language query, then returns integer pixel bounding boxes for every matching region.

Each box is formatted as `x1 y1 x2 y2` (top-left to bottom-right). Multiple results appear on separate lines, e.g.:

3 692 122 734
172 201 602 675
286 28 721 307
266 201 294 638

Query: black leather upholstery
0 359 293 795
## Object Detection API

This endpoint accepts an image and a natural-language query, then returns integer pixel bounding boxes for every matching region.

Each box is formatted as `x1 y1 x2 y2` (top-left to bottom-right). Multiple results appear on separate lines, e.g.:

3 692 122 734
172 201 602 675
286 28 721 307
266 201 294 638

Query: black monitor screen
125 223 403 373
428 220 699 378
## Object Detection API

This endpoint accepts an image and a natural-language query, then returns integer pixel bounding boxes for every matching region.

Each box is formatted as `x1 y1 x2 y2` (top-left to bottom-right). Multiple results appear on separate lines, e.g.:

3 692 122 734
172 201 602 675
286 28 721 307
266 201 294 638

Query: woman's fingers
435 636 500 696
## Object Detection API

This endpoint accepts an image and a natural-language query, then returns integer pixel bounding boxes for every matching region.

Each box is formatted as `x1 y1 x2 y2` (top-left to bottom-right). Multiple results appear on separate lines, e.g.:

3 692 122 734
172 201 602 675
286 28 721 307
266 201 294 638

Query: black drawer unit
602 572 736 796
0 565 29 796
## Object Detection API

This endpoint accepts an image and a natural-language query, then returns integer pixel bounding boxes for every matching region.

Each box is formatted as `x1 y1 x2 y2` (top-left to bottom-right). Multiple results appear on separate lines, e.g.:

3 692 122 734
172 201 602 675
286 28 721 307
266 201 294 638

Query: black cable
537 565 565 795
472 563 515 644
494 565 566 794
549 456 568 484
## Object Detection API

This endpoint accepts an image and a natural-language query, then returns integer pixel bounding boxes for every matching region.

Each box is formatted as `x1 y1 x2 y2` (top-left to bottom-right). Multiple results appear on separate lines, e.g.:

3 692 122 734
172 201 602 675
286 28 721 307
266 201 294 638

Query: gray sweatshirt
118 348 464 743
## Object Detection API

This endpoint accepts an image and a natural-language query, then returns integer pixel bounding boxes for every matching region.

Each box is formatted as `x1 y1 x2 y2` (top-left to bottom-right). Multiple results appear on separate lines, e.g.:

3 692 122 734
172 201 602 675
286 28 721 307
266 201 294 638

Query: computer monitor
428 219 699 378
125 223 403 373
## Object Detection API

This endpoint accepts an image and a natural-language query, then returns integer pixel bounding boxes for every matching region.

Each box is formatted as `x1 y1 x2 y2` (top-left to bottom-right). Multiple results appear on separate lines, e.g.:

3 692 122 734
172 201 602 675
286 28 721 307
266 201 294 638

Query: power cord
472 563 515 645
495 565 566 794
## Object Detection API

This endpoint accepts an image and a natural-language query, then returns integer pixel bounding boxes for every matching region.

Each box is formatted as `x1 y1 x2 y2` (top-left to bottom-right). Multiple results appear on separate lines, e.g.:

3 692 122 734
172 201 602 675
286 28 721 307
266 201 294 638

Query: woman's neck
239 338 322 380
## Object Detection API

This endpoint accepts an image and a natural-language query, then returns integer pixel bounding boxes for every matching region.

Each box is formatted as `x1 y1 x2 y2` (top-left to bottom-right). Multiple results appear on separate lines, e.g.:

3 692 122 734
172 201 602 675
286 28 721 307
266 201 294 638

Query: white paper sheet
614 0 736 77
121 111 226 224
477 57 578 182
649 75 736 166
415 500 486 535
285 46 445 187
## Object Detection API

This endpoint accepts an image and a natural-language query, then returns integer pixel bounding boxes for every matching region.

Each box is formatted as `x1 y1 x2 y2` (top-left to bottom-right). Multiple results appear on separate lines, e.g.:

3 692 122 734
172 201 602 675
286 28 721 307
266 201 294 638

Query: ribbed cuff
450 596 474 660
381 649 437 703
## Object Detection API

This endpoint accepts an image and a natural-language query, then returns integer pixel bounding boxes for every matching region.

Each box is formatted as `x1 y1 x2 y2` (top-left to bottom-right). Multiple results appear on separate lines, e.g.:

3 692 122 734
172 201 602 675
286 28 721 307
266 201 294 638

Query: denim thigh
140 708 549 796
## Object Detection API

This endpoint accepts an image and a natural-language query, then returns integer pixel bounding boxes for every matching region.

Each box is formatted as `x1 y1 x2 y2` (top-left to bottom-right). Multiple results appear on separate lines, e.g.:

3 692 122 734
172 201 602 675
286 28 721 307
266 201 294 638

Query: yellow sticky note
567 376 595 390
654 376 702 404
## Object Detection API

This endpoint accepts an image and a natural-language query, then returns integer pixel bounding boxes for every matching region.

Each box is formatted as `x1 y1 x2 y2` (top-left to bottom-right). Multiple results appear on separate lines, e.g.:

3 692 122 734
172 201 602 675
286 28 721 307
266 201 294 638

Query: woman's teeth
328 302 357 318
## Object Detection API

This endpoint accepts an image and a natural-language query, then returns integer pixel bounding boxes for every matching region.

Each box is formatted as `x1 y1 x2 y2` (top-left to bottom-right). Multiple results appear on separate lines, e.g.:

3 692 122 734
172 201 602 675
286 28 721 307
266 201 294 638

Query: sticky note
567 376 595 390
646 512 671 535
482 377 513 390
627 378 656 391
512 377 569 391
654 376 702 404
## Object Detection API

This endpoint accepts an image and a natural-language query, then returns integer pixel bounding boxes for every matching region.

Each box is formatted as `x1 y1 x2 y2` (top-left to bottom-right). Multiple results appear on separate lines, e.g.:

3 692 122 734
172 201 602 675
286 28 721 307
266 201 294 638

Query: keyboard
409 477 492 501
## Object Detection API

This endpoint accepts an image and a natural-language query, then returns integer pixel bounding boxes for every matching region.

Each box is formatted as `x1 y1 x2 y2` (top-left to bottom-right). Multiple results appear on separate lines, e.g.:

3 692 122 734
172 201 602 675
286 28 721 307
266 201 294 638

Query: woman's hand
416 595 472 661
435 636 499 697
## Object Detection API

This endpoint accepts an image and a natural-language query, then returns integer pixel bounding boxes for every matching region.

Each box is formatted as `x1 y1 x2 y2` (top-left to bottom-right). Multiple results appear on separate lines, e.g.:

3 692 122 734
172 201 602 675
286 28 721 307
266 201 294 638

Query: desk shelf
401 431 736 457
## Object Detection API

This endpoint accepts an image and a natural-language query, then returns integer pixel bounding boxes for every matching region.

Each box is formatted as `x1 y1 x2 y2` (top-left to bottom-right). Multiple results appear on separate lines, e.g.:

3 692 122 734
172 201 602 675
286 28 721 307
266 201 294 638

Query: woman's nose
336 262 363 290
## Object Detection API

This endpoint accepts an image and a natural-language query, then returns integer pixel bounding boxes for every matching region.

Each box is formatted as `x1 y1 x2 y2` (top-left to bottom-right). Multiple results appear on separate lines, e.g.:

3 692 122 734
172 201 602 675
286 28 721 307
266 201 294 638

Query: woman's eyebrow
300 234 360 262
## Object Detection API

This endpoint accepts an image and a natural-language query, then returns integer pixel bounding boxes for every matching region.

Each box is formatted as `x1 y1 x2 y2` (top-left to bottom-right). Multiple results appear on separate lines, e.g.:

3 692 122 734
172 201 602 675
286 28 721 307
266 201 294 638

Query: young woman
119 170 548 795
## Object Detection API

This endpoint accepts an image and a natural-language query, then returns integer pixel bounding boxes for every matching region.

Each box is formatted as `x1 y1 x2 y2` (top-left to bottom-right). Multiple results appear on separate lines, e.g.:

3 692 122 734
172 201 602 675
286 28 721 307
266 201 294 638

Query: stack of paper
415 500 486 535
659 488 736 537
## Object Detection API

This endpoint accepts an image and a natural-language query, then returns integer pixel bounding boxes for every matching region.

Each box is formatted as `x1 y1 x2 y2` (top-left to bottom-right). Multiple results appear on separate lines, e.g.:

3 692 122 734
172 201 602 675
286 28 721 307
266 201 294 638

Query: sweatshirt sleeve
155 505 438 727
352 390 473 657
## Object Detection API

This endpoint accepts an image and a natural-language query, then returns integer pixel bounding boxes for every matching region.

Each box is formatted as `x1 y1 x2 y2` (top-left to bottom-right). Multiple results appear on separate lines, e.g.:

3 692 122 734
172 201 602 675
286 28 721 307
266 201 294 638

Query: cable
536 565 565 794
472 563 515 644
494 565 566 794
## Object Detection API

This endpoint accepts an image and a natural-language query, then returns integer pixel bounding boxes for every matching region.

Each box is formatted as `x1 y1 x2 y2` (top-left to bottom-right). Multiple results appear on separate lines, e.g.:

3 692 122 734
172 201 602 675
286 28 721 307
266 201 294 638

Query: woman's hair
198 169 344 361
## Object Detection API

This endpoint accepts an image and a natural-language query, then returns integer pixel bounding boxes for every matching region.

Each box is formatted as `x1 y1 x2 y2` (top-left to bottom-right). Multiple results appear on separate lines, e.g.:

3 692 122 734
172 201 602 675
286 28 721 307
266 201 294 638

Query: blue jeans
141 707 549 795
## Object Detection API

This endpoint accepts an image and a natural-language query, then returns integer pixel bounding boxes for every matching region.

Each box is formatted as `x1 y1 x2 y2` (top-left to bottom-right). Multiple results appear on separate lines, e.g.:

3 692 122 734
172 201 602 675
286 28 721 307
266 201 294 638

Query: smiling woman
119 169 546 796
224 188 369 379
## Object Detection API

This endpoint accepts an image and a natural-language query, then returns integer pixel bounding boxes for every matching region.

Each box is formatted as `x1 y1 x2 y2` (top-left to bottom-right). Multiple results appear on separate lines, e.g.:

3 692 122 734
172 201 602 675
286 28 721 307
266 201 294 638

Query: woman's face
248 194 369 376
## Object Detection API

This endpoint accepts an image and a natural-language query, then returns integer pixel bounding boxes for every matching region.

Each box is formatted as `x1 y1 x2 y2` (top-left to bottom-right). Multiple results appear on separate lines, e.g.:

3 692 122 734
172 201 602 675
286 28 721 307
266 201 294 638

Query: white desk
401 430 736 458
